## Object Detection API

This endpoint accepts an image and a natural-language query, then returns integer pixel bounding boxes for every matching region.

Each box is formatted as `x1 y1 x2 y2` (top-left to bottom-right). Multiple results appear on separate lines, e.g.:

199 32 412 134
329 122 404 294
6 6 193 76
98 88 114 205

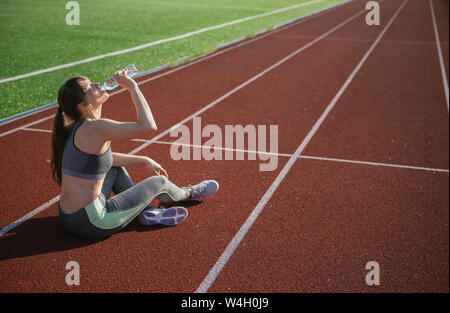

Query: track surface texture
0 0 448 293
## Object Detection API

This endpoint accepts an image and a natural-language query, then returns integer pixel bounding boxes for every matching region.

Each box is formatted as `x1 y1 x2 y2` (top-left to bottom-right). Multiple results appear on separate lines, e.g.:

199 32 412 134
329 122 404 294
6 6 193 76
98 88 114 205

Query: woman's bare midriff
59 174 105 214
59 119 111 215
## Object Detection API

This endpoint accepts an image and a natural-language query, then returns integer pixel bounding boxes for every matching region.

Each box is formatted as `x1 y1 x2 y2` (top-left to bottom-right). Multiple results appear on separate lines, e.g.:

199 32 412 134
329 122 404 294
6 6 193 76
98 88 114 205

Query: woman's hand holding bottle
113 69 137 92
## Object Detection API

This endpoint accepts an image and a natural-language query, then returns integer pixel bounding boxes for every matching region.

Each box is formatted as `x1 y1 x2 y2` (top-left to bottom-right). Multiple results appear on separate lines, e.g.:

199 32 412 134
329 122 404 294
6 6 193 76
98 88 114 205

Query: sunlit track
0 0 448 294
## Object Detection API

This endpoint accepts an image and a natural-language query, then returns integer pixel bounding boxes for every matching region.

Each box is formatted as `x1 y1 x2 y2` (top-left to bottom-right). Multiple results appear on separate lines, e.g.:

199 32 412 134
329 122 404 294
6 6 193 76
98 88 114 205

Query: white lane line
195 0 407 293
0 1 361 237
0 0 352 133
0 115 54 138
0 196 60 236
429 0 449 113
298 155 449 173
133 139 449 172
132 139 294 158
21 127 52 133
0 0 328 84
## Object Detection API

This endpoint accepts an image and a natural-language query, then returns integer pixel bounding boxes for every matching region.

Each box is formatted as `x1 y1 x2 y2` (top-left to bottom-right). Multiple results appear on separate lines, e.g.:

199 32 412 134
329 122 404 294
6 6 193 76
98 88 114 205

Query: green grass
0 0 345 120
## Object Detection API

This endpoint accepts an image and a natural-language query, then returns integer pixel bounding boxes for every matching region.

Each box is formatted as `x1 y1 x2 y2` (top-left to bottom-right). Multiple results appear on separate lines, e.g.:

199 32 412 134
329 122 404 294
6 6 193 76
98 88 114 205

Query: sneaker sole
139 207 188 226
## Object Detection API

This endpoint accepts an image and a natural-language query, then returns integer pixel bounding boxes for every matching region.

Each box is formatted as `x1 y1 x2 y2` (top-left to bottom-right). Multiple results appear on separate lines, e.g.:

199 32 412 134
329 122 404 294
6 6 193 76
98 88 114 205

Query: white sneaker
184 180 219 200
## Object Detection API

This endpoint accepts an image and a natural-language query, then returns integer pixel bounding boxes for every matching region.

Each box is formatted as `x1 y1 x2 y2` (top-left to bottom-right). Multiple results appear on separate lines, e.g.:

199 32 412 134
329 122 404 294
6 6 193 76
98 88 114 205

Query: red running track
0 0 448 292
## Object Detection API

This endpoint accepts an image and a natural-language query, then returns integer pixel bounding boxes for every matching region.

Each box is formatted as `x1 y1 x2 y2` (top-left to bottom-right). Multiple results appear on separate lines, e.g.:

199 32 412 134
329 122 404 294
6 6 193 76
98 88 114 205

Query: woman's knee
116 166 129 176
144 175 169 189
104 166 119 180
156 175 169 187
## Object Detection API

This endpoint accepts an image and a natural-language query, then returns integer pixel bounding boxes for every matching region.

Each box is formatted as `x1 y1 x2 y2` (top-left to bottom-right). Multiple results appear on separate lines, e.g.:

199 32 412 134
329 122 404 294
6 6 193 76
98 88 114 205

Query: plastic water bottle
101 64 139 91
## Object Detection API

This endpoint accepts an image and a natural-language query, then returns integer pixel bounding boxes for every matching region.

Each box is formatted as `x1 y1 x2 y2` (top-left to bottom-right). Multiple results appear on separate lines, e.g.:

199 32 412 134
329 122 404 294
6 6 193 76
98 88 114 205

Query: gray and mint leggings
58 167 190 239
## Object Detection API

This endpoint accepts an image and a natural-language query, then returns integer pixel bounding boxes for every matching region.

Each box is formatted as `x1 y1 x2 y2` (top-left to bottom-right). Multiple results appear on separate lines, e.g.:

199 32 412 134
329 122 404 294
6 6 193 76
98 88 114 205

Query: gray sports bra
61 118 113 180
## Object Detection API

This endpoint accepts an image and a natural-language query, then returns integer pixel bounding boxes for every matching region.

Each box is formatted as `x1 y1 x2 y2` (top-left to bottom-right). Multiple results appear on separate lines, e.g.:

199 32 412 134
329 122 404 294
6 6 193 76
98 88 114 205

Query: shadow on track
0 200 202 261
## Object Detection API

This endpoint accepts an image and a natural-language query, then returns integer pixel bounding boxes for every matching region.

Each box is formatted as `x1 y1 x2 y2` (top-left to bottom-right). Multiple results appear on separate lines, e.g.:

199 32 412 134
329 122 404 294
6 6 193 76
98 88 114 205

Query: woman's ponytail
50 76 87 186
50 108 70 186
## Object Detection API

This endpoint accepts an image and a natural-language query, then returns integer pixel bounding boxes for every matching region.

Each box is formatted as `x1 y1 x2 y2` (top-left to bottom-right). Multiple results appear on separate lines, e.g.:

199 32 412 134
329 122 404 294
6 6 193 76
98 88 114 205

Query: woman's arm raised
91 70 158 141
129 79 157 131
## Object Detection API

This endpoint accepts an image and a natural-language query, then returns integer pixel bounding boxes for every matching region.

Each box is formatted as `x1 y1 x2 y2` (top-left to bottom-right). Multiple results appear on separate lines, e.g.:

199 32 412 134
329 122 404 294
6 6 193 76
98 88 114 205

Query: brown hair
50 76 89 186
